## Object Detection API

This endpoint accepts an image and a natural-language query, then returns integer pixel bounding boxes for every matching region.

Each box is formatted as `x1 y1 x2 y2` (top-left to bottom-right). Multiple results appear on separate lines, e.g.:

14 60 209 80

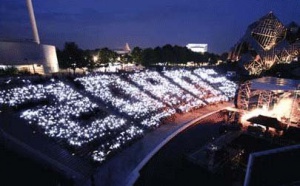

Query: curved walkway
93 102 234 186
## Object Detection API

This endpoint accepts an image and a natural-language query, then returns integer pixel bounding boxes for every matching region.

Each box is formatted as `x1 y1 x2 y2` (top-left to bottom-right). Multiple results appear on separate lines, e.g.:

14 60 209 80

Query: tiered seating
75 74 174 128
128 71 204 113
0 80 142 163
0 68 238 163
193 68 237 98
92 125 143 162
163 69 228 106
0 84 47 107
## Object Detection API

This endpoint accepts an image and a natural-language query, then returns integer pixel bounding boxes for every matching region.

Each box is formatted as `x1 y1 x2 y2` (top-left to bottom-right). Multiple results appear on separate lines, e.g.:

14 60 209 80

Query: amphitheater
0 68 237 185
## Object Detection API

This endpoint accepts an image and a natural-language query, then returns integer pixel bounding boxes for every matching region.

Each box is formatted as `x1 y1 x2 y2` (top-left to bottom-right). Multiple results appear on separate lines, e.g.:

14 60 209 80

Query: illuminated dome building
0 0 59 75
114 43 131 55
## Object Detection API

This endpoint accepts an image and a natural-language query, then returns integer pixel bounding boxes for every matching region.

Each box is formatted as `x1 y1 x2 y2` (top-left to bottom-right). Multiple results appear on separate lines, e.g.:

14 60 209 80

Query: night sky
1 0 300 54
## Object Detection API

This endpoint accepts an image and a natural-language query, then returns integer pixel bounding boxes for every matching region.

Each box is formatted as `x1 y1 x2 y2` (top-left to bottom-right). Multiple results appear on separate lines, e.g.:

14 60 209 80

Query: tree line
56 42 227 70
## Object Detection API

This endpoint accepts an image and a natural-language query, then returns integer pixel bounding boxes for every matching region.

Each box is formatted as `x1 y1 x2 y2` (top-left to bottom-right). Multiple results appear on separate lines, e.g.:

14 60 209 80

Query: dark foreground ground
0 103 232 186
0 147 73 186
0 119 229 186
134 112 236 186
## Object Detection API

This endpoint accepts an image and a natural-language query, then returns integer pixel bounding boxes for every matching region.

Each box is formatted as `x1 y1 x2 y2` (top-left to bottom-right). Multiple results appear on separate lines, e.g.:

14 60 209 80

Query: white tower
26 0 40 44
124 43 131 52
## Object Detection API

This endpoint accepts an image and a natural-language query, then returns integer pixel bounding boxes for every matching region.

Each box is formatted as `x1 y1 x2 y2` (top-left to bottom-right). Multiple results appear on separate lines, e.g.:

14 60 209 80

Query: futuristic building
186 43 208 53
251 13 286 51
0 0 59 74
229 12 300 75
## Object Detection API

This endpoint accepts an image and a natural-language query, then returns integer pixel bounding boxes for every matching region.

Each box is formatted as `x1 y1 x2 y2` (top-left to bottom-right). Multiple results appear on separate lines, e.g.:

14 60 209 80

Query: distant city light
93 55 98 62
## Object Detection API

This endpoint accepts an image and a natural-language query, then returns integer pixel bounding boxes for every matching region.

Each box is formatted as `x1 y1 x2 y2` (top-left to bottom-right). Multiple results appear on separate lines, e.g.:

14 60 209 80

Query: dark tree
57 42 85 73
142 48 155 66
97 48 117 66
220 52 229 61
162 44 175 63
131 47 143 64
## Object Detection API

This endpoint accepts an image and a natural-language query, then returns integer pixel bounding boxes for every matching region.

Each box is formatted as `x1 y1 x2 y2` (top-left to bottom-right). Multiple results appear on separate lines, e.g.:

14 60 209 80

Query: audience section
0 68 237 163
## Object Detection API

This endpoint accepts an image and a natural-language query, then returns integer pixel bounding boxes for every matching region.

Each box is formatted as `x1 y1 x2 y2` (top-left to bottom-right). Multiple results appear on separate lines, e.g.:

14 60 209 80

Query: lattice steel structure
236 77 300 126
244 60 265 76
257 91 274 109
251 12 286 51
245 45 300 75
290 85 300 124
229 12 300 76
237 81 276 111
237 81 251 110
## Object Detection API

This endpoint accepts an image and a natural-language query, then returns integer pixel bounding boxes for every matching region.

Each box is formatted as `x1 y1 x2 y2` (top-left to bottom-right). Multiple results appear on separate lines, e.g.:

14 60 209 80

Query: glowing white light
0 67 237 163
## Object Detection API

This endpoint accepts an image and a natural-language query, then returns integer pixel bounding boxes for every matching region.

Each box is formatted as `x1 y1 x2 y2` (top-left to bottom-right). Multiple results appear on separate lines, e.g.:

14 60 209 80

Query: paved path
93 102 234 186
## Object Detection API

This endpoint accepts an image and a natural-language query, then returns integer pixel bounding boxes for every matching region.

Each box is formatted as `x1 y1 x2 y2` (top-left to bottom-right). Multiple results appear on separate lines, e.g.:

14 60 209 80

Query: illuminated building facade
186 43 208 53
0 0 59 74
114 43 131 55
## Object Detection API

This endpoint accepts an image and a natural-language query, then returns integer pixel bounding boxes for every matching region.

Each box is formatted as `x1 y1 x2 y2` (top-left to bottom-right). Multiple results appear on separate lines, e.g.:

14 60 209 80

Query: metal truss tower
289 86 300 124
257 91 273 109
237 81 251 110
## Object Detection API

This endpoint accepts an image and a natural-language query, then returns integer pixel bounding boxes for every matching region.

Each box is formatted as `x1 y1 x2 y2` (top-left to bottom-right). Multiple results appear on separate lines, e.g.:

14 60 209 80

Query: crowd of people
128 70 204 113
0 68 237 163
194 68 237 98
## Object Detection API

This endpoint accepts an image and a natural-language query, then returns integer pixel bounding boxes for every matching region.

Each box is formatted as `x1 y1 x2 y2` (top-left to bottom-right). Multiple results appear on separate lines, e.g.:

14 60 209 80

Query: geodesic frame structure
251 12 286 51
237 77 300 125
229 12 300 76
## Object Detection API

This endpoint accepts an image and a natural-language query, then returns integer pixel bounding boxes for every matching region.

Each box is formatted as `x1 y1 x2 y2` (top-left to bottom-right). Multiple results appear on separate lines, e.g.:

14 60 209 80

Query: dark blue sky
1 0 300 54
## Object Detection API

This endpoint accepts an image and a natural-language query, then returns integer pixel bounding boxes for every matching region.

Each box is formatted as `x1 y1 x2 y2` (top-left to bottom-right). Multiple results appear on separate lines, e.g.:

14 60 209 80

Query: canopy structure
250 77 300 91
247 115 284 130
237 77 300 114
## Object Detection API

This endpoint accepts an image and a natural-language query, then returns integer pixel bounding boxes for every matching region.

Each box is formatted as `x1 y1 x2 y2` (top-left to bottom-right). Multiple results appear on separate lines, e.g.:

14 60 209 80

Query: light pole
32 64 36 74
71 63 76 76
